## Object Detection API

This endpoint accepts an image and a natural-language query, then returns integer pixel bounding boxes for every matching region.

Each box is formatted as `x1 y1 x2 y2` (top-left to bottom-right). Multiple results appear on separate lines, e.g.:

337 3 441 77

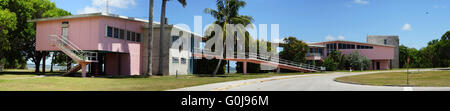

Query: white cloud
325 35 336 41
77 6 102 14
337 36 345 40
92 0 136 9
354 0 369 5
325 35 345 41
402 23 412 31
434 5 447 9
77 0 136 14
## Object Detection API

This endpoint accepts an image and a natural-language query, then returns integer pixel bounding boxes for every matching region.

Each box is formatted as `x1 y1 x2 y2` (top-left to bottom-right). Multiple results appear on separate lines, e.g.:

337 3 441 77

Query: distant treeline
399 31 450 68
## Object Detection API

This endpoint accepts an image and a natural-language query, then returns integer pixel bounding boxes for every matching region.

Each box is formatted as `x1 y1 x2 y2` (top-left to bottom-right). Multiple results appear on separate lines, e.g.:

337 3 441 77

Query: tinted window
131 32 136 41
107 26 113 37
181 58 186 64
113 28 119 38
136 33 141 42
127 31 131 40
119 29 125 39
172 57 179 63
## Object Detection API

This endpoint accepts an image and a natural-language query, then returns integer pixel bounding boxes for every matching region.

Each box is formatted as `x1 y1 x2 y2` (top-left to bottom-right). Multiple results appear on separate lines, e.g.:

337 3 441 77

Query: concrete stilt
42 52 46 75
81 63 87 78
277 67 281 73
243 61 247 75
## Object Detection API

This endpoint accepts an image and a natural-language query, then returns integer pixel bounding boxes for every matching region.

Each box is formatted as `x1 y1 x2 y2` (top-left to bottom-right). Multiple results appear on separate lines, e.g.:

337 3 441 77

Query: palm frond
177 0 187 7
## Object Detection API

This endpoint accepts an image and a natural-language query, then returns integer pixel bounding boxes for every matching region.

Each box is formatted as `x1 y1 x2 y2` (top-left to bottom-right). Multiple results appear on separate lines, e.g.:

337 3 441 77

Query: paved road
170 68 450 91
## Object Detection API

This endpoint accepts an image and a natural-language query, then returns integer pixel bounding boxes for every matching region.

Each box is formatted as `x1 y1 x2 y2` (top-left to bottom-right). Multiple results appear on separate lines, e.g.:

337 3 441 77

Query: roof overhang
28 13 204 38
308 40 395 48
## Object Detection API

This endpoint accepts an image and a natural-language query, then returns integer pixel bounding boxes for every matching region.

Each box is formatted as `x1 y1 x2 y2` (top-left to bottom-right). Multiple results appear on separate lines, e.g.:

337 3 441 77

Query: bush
346 51 372 71
323 57 337 71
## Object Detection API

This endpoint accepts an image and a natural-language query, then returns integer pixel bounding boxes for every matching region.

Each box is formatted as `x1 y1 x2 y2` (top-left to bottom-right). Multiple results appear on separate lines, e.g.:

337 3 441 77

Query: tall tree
204 0 254 76
159 0 186 75
0 9 17 60
147 0 154 76
279 37 308 63
0 0 71 72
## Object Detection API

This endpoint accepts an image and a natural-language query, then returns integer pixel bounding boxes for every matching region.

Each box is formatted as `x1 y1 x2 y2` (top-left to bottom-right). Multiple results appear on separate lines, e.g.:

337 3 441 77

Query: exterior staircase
49 35 98 77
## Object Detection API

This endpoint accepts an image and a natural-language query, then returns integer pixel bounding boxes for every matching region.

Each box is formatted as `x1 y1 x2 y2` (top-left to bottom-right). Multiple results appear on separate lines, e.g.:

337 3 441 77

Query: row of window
357 45 373 49
106 26 141 42
338 43 355 49
172 57 187 64
326 43 337 53
327 43 374 50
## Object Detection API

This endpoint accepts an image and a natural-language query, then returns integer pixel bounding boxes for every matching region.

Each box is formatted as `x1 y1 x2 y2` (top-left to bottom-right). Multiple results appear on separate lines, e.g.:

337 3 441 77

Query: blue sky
50 0 450 50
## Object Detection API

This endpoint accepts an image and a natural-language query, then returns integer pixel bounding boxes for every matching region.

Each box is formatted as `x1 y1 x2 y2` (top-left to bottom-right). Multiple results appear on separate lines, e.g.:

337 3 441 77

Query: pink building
29 13 202 77
306 40 396 70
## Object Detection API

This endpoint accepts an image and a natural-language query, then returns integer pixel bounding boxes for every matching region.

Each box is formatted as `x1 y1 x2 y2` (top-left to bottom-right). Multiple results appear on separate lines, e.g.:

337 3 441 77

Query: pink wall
310 41 394 60
371 60 390 70
96 17 142 75
36 17 100 51
309 41 393 70
35 16 143 75
97 17 143 53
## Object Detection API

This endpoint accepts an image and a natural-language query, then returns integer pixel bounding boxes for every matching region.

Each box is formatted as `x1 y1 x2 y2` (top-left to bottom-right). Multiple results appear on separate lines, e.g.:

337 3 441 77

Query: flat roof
28 13 203 37
308 45 325 47
308 40 395 48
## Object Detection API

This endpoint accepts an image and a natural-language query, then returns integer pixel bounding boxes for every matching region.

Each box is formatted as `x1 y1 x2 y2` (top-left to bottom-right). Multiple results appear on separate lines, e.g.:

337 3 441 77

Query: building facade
30 13 201 76
366 35 399 68
306 38 398 70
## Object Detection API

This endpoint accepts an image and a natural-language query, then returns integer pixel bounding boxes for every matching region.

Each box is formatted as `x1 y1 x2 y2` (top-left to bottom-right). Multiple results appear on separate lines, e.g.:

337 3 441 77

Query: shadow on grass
0 71 64 76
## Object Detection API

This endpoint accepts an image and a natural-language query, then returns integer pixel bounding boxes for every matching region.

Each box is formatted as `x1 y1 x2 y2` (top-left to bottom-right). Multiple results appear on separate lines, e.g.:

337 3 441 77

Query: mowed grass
335 71 450 87
0 69 317 91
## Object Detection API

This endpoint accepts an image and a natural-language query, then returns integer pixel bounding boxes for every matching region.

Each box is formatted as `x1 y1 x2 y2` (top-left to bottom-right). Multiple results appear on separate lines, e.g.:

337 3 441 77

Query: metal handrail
193 47 321 71
49 35 97 62
50 35 86 56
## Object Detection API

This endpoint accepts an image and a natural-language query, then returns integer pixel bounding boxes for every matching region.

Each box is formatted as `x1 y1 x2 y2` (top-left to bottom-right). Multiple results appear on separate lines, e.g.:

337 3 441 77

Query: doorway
61 22 69 39
376 62 380 70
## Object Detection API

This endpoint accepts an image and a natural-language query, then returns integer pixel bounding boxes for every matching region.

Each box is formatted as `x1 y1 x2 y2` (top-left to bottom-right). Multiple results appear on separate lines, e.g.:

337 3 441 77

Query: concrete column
81 63 87 78
42 52 46 75
118 53 121 76
277 67 281 73
227 60 230 74
243 61 247 75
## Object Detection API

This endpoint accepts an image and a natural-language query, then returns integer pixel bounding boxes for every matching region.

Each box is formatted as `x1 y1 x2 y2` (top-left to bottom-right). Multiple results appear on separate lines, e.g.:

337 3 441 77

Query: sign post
406 56 410 86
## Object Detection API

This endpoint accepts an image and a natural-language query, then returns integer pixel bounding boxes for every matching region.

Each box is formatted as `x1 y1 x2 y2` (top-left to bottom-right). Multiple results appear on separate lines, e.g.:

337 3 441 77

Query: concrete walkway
169 68 450 91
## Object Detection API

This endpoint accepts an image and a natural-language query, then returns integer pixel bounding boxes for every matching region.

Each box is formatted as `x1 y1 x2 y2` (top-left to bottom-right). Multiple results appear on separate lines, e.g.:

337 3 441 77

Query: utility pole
406 56 410 86
147 0 154 76
106 0 109 14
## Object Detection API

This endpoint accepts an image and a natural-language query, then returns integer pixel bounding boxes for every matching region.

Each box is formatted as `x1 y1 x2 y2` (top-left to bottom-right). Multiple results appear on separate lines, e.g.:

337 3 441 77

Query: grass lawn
335 71 450 87
0 69 319 91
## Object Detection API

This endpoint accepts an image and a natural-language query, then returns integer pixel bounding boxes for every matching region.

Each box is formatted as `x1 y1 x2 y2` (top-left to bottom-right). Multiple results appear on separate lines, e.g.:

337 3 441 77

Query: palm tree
159 0 186 75
147 0 154 76
204 0 254 76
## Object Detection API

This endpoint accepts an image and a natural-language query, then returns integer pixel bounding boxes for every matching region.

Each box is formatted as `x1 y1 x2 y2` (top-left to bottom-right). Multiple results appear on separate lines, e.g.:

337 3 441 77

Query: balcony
306 53 324 61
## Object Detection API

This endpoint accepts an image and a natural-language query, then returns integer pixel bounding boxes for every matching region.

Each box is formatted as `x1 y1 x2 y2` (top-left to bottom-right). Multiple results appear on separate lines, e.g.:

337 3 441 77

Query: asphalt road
171 68 450 91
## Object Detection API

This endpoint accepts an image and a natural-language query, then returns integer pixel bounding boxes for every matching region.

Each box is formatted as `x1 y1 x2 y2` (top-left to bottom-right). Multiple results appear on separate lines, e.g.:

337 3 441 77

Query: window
181 58 186 64
107 26 113 37
357 45 373 49
119 29 125 39
172 57 179 63
337 43 355 49
172 36 180 43
384 39 387 45
136 33 141 42
113 28 119 38
127 31 131 40
131 32 136 41
326 43 337 53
